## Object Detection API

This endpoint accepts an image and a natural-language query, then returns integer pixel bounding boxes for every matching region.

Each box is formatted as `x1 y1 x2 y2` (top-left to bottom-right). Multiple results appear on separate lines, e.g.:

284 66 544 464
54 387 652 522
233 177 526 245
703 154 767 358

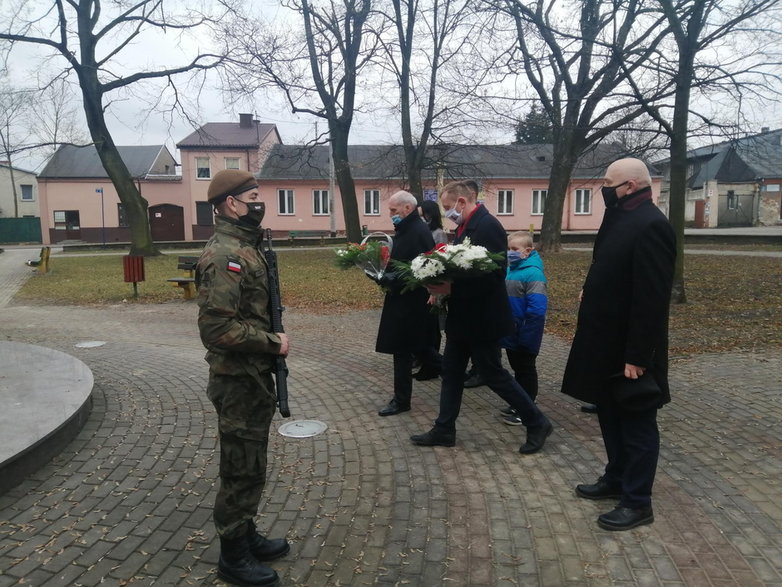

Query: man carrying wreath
375 190 441 416
410 180 554 454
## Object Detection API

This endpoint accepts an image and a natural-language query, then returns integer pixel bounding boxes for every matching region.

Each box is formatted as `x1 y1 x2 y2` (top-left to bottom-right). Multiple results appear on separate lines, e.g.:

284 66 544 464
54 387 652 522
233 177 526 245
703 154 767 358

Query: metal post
328 141 336 238
96 187 105 247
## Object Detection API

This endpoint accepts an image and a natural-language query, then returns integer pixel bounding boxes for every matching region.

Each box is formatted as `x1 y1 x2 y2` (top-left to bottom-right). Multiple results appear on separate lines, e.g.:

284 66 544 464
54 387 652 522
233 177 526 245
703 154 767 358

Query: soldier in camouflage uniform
196 169 289 587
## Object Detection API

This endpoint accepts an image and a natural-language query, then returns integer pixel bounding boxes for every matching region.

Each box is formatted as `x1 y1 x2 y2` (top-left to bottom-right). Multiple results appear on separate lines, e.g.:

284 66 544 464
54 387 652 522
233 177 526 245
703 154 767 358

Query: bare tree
30 78 89 163
0 1 226 255
624 0 782 302
0 84 29 218
222 0 374 242
375 0 482 200
487 0 670 252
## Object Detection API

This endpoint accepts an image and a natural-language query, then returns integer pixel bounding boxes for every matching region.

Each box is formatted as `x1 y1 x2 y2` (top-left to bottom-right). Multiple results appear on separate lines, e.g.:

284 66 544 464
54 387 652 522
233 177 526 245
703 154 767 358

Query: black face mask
601 181 629 208
235 200 265 228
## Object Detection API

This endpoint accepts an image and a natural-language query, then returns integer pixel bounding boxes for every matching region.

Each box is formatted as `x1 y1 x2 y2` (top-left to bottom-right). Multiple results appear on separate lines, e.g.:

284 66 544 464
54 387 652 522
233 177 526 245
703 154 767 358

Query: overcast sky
4 0 780 173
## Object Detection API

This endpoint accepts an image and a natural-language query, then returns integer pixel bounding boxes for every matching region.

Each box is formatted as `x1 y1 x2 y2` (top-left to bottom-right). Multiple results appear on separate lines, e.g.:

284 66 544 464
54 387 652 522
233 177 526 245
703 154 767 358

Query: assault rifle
263 228 291 417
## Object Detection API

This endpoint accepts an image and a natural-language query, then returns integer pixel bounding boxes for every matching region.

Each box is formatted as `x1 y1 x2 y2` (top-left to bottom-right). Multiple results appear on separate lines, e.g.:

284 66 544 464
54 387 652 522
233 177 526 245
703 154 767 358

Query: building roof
0 162 36 176
658 128 782 187
259 142 633 182
176 121 280 149
38 145 173 179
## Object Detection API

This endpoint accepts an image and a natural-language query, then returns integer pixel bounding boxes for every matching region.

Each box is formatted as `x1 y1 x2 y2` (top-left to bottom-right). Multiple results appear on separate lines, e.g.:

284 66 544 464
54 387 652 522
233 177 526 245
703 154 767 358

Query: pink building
37 145 180 244
256 143 662 235
35 116 661 245
176 114 282 239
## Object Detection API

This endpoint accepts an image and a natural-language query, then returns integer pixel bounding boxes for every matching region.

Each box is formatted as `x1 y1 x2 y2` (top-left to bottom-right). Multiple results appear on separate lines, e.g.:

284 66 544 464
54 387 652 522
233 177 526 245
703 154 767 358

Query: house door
694 200 706 228
149 204 185 242
65 211 81 240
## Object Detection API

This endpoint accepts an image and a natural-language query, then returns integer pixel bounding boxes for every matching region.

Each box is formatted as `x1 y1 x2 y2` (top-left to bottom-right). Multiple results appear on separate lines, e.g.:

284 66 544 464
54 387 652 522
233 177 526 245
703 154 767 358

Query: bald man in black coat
562 157 676 531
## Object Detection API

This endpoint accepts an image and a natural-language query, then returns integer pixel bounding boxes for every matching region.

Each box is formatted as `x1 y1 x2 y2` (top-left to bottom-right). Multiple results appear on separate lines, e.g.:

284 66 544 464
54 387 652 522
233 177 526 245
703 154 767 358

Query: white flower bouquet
393 237 504 292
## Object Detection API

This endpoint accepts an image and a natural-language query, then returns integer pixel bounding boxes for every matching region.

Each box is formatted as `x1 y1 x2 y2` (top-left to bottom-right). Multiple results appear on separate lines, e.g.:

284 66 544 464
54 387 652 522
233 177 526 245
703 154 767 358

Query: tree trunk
405 146 424 201
667 59 694 303
330 123 362 242
538 143 580 253
76 15 159 256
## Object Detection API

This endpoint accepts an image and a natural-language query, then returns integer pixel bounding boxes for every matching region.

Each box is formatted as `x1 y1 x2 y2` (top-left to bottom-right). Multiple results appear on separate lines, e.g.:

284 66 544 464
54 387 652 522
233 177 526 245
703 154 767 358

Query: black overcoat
445 205 514 343
375 211 437 354
561 188 676 405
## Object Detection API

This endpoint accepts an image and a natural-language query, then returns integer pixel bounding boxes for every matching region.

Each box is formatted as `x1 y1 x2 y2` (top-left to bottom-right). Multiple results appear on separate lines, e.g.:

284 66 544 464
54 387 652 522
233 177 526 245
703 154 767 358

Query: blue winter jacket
500 250 548 354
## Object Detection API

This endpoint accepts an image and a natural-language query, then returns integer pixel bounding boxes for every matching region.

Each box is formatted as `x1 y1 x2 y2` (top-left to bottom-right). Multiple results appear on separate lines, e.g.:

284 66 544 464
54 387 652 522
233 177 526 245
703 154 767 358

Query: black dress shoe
413 367 441 381
597 506 654 531
463 373 486 388
410 428 456 447
576 476 622 500
519 419 553 454
378 400 411 417
580 403 598 413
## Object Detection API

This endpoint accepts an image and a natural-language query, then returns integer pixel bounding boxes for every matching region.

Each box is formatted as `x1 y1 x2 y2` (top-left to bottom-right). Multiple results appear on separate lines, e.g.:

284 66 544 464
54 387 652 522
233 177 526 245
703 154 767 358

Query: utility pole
328 140 336 237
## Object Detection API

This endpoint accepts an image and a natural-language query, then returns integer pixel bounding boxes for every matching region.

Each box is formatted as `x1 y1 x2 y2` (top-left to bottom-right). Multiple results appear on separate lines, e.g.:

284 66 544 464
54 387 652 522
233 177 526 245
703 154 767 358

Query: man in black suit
562 158 676 531
410 180 553 454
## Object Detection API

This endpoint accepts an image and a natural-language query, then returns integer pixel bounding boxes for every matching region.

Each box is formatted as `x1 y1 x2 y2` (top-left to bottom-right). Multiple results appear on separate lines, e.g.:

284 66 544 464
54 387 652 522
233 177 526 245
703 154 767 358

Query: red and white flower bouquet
334 232 393 280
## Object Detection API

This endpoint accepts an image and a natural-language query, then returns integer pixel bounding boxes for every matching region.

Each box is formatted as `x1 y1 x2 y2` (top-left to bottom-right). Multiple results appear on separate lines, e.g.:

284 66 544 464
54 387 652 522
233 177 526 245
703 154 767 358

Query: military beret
207 169 259 204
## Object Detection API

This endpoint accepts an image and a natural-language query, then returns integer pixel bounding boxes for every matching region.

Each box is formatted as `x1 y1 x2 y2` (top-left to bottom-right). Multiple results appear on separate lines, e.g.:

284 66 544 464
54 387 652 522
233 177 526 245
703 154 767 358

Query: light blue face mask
507 250 523 264
391 214 402 225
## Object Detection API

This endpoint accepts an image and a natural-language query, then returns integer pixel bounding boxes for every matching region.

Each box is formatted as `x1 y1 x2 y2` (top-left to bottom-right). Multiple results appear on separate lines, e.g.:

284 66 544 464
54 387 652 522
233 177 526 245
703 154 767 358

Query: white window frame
575 188 591 215
532 189 547 215
196 157 211 179
19 184 34 201
497 189 513 215
224 157 240 170
364 189 380 215
313 189 329 215
278 189 295 215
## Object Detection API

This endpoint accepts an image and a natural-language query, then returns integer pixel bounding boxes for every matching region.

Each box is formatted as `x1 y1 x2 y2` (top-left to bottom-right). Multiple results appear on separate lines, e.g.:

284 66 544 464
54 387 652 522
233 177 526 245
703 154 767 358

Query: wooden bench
288 230 329 245
26 246 51 274
166 255 199 299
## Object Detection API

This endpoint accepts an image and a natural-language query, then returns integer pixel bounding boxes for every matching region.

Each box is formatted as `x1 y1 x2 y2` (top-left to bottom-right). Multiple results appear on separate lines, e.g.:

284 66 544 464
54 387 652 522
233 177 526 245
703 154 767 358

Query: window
20 184 33 201
364 189 380 215
278 189 295 215
313 189 329 215
727 190 738 210
53 210 66 229
225 157 240 170
196 201 215 226
117 204 129 228
196 157 211 179
497 189 513 215
532 189 547 215
575 188 591 214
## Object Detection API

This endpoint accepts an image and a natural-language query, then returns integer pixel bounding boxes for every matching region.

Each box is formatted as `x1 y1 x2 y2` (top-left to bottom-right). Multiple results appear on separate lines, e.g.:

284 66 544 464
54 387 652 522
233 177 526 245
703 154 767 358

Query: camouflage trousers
207 372 277 540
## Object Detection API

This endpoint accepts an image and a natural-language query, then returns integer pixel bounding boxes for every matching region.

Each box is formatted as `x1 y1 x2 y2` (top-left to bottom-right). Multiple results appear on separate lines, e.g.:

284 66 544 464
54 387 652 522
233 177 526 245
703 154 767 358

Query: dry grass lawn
14 248 781 356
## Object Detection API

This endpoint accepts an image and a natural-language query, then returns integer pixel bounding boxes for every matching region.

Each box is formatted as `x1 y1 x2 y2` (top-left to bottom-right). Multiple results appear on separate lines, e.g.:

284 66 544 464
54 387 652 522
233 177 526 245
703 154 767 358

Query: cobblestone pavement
0 256 781 585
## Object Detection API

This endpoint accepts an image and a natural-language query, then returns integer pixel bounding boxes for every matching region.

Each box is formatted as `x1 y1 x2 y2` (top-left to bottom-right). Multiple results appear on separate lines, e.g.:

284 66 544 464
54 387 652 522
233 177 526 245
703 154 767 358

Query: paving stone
0 288 779 586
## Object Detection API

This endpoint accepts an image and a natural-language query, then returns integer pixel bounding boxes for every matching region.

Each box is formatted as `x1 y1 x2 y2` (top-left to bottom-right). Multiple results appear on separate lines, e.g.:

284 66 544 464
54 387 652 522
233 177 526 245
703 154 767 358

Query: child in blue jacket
500 231 548 425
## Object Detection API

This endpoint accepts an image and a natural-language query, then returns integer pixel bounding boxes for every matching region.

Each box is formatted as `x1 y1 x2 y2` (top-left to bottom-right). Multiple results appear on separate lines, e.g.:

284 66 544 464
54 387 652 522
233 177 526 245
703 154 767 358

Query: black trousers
434 337 545 433
597 397 660 509
505 349 538 402
392 352 414 407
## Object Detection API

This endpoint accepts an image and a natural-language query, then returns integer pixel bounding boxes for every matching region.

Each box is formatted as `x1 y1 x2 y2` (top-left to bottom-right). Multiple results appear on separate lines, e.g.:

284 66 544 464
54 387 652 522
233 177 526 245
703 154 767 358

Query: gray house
655 129 782 227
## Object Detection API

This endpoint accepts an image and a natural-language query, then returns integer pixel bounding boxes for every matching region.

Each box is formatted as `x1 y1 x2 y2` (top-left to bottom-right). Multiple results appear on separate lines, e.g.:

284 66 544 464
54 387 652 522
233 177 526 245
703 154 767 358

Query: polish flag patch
227 261 242 273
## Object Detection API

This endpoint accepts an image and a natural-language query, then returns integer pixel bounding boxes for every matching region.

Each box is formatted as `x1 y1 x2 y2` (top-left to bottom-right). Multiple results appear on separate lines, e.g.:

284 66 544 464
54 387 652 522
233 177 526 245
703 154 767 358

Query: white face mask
444 206 463 225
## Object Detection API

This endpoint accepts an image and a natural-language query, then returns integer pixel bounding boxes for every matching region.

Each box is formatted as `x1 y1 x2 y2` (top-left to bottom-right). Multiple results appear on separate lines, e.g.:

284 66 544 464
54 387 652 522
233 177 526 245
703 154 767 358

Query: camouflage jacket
196 216 281 377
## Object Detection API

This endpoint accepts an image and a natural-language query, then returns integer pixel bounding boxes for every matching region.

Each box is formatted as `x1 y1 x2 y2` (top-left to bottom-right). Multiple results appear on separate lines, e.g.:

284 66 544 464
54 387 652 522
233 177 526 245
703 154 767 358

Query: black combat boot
218 534 279 587
247 519 291 562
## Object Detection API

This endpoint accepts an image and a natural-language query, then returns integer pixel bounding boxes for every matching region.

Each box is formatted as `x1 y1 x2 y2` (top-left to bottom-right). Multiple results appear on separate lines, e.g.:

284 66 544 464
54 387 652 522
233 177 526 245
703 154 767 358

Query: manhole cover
278 420 328 438
75 341 107 348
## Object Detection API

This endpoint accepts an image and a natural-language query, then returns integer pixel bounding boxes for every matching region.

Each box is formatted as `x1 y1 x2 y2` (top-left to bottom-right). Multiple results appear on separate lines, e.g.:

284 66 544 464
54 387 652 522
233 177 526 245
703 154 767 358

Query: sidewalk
0 251 780 585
